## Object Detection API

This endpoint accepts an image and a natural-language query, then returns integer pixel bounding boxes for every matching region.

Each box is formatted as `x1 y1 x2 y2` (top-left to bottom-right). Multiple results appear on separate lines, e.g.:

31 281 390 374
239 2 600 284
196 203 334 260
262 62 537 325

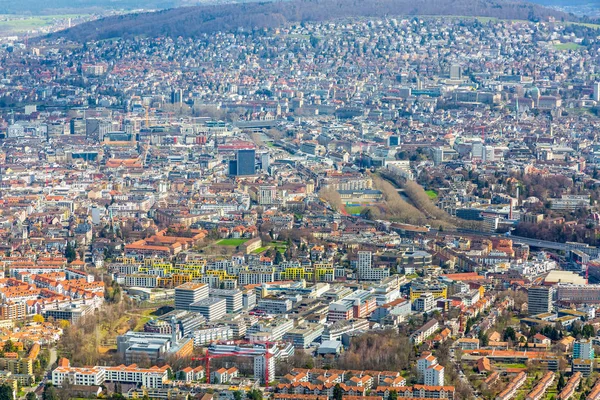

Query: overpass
344 215 599 257
510 236 567 251
512 236 599 257
455 228 599 257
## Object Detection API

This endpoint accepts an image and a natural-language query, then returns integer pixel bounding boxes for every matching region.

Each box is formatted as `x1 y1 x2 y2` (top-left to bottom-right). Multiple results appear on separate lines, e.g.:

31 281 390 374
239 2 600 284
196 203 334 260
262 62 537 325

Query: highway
509 236 567 251
344 214 597 255
455 229 568 251
372 174 594 255
454 228 599 255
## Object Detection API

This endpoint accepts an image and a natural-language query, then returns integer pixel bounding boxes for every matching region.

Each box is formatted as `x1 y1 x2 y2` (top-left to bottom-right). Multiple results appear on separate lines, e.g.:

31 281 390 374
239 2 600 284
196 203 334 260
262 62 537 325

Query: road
450 346 483 400
449 228 598 255
456 229 569 251
28 347 57 398
359 213 583 253
375 174 597 255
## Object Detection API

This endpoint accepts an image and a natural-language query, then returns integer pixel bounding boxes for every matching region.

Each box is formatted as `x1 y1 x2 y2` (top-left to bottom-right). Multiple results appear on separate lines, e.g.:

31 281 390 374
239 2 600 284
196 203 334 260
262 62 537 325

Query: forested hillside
48 0 577 41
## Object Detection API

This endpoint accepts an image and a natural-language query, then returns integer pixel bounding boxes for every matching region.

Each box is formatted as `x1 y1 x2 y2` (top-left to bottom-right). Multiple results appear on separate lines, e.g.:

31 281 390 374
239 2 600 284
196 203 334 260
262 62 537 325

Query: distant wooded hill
0 0 178 15
47 0 578 42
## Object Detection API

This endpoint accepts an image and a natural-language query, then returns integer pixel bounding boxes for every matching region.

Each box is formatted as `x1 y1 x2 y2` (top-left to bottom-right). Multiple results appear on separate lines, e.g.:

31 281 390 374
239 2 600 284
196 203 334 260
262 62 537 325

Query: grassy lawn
405 273 419 279
134 309 155 331
514 376 538 400
563 21 600 29
345 205 365 215
271 241 288 252
0 14 88 33
543 380 559 400
217 238 249 246
251 242 287 254
496 363 527 369
553 42 584 51
425 190 438 200
565 107 595 115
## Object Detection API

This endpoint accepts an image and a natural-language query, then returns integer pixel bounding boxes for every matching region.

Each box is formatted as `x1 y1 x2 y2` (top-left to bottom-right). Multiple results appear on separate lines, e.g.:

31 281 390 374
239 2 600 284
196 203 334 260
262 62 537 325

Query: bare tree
319 187 343 211
372 176 427 224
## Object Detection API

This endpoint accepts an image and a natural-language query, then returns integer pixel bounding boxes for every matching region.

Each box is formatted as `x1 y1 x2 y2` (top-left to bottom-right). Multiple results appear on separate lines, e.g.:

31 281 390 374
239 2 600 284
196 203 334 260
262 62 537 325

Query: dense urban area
0 3 599 400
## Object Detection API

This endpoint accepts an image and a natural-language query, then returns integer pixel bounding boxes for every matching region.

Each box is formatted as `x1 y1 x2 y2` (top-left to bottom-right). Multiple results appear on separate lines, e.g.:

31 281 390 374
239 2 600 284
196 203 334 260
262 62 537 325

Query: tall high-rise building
258 185 276 205
175 283 209 310
229 149 256 176
70 118 86 135
472 141 484 159
254 354 275 384
171 88 183 105
237 149 256 176
425 364 445 386
357 251 372 271
86 118 112 141
483 145 495 162
527 286 553 316
260 152 270 171
593 82 600 102
450 64 462 80
417 352 444 386
574 339 595 360
209 288 243 313
433 147 445 165
356 251 389 281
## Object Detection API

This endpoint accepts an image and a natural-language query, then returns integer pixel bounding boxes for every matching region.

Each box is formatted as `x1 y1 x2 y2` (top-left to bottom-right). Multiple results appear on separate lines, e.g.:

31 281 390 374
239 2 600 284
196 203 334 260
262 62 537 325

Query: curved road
29 347 57 399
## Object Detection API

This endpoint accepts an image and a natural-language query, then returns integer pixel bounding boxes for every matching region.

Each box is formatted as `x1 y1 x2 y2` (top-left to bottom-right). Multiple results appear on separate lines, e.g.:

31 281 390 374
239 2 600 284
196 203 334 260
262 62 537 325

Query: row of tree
378 170 485 230
369 175 427 225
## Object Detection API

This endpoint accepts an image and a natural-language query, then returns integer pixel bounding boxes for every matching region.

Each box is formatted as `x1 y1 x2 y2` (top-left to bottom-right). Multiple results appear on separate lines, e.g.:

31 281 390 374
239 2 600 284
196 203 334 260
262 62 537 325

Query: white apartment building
124 274 158 288
413 293 435 312
550 195 590 211
102 365 170 389
257 297 292 314
415 352 446 386
52 363 170 389
417 353 438 383
425 364 445 386
356 251 390 281
238 271 275 286
193 326 233 346
189 298 227 322
52 366 106 387
245 318 294 341
254 354 275 384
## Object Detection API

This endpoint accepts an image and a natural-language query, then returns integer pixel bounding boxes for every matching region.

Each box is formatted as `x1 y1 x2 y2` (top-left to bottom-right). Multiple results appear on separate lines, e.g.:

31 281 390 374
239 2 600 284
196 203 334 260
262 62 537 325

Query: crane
191 349 258 385
191 340 278 387
256 340 276 387
474 126 486 142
